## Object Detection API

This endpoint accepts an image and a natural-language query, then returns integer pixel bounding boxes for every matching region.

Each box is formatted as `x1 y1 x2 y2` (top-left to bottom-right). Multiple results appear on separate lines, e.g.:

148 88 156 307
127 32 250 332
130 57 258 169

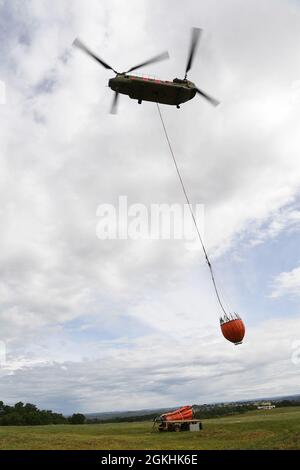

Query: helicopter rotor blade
195 87 220 107
185 27 202 78
73 38 118 73
125 51 169 73
110 91 119 114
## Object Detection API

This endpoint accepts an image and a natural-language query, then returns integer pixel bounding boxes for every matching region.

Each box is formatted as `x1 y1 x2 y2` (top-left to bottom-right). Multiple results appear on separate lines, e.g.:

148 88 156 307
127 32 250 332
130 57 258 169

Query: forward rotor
73 38 169 76
73 38 169 113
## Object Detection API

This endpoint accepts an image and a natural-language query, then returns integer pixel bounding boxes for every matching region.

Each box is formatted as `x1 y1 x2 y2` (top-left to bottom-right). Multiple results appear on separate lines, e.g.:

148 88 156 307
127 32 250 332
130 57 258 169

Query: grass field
0 407 299 450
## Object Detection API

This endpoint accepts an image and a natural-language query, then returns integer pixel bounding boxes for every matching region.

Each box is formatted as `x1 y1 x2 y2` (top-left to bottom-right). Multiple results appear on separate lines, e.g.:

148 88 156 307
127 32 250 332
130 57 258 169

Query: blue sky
0 0 300 414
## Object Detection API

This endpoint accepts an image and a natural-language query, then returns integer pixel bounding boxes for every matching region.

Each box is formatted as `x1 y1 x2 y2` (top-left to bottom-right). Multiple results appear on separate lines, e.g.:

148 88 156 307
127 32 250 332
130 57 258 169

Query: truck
153 405 203 432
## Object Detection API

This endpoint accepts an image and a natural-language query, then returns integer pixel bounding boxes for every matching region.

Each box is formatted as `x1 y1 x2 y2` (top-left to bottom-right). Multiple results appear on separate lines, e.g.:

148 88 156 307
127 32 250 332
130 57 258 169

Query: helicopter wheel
138 100 142 104
176 105 180 109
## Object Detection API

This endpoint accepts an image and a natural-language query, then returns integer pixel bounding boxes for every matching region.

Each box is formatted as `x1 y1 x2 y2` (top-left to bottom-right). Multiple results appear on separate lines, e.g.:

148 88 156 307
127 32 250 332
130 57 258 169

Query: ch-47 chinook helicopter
73 28 219 114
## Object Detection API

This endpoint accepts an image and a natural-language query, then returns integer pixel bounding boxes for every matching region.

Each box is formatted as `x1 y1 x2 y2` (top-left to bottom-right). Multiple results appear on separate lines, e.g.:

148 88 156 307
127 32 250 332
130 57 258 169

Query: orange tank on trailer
161 405 193 421
153 405 203 432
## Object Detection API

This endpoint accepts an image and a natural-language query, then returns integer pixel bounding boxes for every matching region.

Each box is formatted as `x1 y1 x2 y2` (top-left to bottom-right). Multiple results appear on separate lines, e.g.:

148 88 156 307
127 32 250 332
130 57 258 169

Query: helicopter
73 28 219 114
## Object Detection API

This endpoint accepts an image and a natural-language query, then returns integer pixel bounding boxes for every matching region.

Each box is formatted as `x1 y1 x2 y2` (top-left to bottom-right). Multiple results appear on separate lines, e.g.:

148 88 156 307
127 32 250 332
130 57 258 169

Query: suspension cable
157 103 227 316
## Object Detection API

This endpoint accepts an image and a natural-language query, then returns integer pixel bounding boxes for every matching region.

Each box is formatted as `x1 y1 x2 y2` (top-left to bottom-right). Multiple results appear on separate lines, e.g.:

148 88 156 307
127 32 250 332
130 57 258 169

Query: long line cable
157 103 227 316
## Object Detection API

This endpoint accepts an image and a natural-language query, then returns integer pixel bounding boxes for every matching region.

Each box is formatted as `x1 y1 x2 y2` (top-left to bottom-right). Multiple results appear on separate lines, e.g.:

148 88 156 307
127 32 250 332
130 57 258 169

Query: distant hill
85 407 176 421
84 394 300 421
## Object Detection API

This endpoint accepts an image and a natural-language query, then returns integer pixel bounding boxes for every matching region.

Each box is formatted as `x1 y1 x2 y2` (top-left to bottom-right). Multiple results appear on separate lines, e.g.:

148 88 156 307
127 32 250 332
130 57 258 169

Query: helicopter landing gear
176 105 180 109
138 100 142 104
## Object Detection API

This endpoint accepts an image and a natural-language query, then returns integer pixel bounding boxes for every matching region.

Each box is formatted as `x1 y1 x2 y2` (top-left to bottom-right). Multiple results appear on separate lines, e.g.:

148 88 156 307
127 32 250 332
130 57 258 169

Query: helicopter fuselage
108 74 197 106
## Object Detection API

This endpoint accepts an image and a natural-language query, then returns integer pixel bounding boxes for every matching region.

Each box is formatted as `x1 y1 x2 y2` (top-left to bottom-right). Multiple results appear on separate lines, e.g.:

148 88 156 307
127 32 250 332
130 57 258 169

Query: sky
1 0 300 414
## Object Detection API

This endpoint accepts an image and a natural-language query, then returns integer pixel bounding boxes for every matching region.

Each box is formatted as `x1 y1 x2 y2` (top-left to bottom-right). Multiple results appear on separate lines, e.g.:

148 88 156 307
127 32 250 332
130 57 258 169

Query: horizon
5 391 297 417
82 392 300 416
1 0 300 415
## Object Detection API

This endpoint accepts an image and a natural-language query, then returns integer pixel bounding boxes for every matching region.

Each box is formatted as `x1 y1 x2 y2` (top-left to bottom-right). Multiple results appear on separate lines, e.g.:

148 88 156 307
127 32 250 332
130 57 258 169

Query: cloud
271 265 300 298
1 316 299 414
1 0 300 412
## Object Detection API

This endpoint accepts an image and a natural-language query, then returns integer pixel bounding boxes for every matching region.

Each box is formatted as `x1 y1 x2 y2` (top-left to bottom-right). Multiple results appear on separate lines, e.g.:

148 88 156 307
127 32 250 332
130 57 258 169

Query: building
257 402 275 410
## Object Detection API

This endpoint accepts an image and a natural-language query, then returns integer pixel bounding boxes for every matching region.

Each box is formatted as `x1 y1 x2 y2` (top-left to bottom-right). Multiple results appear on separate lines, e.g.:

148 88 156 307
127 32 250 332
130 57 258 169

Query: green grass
0 406 300 450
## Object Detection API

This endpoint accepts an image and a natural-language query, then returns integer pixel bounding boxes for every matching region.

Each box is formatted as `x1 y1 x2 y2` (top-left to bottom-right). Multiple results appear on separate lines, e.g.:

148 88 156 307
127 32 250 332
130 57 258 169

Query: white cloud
1 316 299 413
271 265 300 298
1 0 300 411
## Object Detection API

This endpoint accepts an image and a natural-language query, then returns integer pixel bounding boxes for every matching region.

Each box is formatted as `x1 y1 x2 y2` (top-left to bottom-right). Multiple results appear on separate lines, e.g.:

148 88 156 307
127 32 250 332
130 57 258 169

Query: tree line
0 401 86 426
